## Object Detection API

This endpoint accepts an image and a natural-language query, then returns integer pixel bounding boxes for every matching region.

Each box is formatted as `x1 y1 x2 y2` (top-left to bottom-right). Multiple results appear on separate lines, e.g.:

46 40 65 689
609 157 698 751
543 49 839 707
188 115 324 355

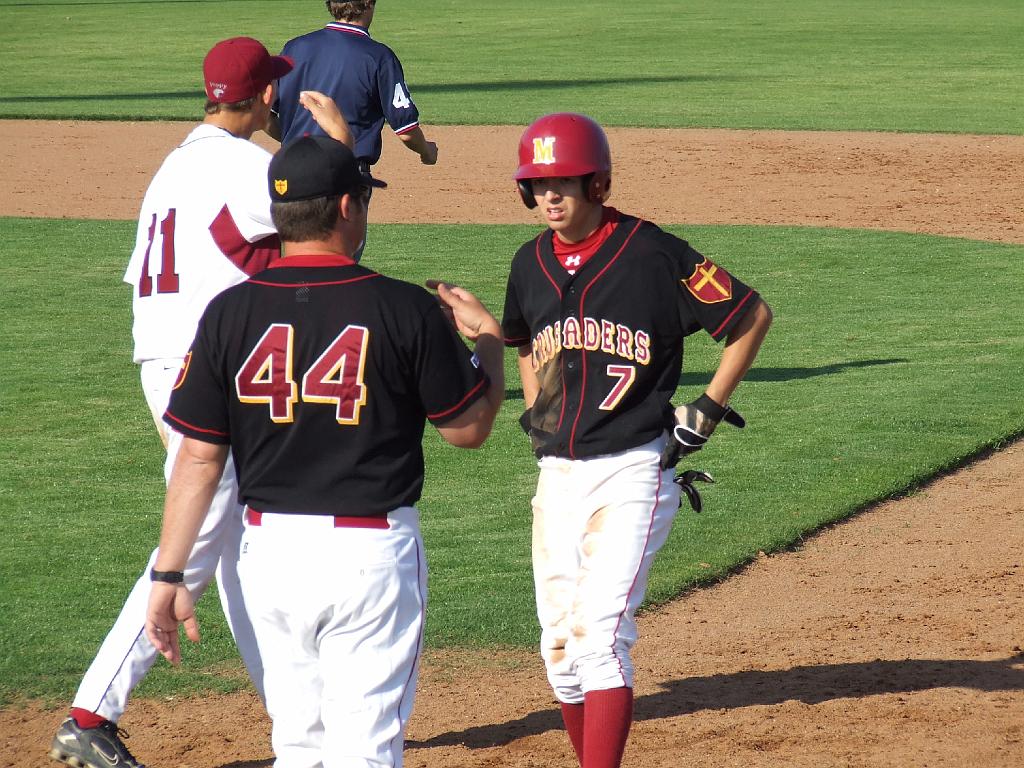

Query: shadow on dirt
406 653 1024 750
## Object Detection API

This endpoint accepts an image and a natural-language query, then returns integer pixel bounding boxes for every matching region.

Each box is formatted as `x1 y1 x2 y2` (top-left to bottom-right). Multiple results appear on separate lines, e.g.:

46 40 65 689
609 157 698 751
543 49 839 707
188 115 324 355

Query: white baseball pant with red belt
238 506 427 768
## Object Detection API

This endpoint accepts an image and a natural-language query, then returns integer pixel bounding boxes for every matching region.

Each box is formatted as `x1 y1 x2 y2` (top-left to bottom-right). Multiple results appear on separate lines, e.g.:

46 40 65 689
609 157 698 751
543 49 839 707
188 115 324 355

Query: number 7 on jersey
599 364 636 411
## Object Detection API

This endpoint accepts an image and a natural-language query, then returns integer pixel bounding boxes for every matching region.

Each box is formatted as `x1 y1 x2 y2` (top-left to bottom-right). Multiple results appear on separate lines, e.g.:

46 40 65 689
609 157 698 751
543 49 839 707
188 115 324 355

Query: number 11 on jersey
138 209 180 297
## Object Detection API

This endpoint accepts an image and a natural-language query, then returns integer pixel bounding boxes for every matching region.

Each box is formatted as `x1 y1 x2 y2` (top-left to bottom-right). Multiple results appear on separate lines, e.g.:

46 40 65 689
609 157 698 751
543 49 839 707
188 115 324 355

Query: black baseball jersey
165 255 487 516
275 23 420 162
502 212 759 460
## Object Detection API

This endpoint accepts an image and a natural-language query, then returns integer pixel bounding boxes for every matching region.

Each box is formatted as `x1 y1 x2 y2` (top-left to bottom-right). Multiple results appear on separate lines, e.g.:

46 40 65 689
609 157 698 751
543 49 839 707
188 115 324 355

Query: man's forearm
153 439 229 571
474 321 506 423
398 126 432 158
399 126 427 152
706 298 773 406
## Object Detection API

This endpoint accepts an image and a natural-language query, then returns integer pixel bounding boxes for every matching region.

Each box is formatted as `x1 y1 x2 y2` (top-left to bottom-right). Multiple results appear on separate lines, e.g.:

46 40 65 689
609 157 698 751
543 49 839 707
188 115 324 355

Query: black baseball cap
269 136 387 202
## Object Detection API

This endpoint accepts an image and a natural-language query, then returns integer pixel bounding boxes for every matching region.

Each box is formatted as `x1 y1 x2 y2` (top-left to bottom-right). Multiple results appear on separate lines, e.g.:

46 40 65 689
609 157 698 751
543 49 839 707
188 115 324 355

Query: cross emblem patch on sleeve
683 258 733 303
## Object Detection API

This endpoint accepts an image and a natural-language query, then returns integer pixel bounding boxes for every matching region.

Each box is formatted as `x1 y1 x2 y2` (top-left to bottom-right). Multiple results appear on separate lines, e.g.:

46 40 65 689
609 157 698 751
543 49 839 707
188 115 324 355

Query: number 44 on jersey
235 324 370 425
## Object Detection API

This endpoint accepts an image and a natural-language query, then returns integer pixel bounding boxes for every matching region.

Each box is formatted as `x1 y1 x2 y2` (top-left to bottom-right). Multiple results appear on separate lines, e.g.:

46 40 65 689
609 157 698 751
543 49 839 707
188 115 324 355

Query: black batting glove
660 394 744 470
673 393 727 450
675 470 715 512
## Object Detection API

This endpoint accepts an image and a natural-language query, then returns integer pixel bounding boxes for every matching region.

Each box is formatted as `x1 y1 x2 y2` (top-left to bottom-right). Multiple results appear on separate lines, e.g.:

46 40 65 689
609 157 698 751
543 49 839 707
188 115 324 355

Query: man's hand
299 90 353 148
420 141 439 165
425 280 499 342
145 582 200 665
399 127 438 165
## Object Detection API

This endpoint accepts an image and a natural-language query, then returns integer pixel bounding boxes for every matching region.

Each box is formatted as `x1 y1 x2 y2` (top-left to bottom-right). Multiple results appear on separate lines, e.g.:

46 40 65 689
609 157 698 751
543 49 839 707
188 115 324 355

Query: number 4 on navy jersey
392 83 411 109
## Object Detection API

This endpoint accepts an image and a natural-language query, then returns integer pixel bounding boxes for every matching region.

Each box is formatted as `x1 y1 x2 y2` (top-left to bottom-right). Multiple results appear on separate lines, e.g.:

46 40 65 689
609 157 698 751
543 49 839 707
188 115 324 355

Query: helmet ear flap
518 179 538 209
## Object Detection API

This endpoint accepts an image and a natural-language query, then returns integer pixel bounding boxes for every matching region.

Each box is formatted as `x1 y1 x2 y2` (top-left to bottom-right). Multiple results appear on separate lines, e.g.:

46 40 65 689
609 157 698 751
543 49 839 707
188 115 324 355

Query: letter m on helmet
532 137 556 165
514 113 612 208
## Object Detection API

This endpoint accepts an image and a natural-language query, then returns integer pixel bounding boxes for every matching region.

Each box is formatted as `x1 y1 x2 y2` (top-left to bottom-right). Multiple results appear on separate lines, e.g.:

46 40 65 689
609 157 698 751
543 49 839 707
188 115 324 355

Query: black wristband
692 393 728 421
150 568 185 584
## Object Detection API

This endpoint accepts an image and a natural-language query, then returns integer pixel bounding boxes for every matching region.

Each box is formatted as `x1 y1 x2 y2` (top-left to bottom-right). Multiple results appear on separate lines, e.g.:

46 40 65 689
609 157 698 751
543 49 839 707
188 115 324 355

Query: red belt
245 507 390 529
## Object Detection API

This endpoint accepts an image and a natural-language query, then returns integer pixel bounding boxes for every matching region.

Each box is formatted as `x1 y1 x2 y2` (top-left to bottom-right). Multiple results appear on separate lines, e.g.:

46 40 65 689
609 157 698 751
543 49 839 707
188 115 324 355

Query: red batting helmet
514 113 612 209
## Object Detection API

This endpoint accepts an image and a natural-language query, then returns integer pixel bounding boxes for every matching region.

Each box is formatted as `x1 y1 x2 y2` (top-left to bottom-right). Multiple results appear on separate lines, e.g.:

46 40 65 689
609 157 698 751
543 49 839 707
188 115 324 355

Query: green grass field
2 219 1023 703
1 0 1021 132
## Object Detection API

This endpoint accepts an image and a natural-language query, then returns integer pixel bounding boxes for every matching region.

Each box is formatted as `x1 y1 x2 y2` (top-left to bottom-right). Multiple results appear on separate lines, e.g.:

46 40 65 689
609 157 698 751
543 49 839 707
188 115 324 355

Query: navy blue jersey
275 23 420 164
165 254 487 516
502 213 759 460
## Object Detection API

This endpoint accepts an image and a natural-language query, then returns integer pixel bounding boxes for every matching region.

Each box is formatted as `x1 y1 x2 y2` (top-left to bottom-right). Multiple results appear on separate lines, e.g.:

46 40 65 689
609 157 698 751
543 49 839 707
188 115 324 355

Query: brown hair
203 95 258 116
271 196 342 242
326 0 375 22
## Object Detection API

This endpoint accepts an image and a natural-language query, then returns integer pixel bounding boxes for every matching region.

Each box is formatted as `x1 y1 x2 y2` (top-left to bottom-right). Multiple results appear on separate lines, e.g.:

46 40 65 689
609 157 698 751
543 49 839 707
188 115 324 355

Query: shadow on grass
414 75 744 95
0 75 741 106
680 357 908 387
504 357 908 402
0 91 201 104
6 0 234 7
405 653 1024 751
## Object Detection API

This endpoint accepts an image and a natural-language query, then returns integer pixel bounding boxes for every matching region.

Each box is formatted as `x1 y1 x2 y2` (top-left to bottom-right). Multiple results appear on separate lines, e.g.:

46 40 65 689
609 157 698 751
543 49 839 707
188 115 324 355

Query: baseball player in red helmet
502 113 773 768
50 38 352 768
145 135 504 767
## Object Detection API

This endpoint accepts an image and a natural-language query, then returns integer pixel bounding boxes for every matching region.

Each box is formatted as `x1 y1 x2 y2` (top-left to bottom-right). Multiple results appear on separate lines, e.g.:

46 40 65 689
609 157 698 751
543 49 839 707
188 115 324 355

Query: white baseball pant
71 358 264 721
531 436 681 703
237 506 427 768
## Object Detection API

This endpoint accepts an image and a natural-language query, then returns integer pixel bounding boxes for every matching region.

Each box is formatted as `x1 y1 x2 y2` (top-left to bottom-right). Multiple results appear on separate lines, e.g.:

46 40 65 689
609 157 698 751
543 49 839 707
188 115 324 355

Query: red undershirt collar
552 207 621 274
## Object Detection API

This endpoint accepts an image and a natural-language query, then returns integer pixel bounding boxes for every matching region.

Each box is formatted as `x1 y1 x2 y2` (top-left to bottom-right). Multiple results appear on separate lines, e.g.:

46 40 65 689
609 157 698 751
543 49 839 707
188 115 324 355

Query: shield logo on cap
274 179 288 196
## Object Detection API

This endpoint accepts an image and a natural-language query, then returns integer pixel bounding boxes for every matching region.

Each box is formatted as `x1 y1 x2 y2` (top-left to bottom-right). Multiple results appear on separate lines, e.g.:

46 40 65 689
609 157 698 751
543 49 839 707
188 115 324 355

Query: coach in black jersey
144 135 502 766
502 113 773 768
272 0 438 169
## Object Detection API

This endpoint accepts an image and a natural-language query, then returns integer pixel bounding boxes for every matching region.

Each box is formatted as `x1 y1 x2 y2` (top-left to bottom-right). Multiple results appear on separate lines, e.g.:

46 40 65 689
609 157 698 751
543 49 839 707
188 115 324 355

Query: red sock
582 687 633 768
69 708 107 729
560 701 585 766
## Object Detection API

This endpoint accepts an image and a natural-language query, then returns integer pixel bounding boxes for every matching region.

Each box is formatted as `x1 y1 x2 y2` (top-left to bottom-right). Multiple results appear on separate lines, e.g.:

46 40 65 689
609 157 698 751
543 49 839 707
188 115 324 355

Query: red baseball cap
203 37 293 103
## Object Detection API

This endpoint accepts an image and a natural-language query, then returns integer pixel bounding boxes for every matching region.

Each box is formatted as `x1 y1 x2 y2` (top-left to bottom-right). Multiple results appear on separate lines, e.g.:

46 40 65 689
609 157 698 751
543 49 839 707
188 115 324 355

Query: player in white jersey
50 38 352 768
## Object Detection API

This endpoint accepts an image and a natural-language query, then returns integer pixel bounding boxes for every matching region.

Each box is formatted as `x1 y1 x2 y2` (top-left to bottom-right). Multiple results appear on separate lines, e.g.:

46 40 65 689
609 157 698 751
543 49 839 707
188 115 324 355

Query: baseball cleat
49 717 147 768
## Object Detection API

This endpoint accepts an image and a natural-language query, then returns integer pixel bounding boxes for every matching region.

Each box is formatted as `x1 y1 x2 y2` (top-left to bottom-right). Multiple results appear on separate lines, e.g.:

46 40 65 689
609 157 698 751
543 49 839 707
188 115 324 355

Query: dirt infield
2 122 1022 768
7 122 1024 245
